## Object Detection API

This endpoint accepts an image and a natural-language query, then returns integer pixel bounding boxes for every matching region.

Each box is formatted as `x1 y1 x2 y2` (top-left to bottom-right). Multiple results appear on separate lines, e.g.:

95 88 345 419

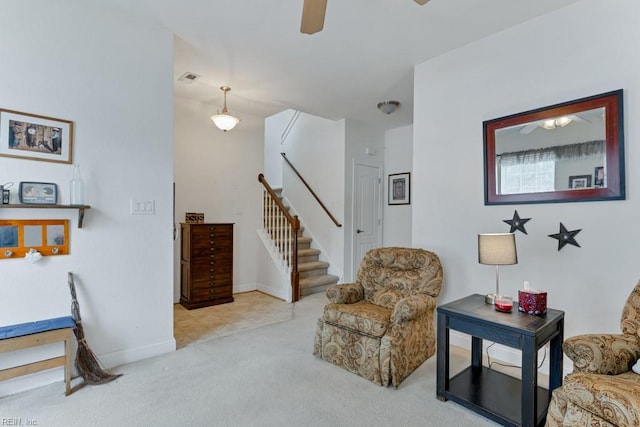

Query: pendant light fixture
210 86 240 132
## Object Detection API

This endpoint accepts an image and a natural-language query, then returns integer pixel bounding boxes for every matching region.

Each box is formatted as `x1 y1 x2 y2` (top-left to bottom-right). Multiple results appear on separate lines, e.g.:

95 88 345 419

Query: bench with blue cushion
0 316 75 395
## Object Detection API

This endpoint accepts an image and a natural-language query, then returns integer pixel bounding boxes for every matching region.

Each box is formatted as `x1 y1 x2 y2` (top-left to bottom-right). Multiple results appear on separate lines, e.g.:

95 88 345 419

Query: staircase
297 235 339 296
258 173 341 301
270 189 339 297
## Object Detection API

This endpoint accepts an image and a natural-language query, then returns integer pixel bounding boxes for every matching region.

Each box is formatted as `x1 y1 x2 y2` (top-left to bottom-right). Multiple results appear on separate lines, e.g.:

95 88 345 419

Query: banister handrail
258 173 300 228
258 173 300 302
280 152 342 228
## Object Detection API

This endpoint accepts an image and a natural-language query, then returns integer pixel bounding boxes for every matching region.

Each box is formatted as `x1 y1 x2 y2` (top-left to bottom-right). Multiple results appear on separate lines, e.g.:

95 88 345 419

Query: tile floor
173 291 293 349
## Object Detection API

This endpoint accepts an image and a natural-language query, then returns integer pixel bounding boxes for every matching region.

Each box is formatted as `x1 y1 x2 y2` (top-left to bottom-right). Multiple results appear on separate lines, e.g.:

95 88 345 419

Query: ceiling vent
177 72 200 83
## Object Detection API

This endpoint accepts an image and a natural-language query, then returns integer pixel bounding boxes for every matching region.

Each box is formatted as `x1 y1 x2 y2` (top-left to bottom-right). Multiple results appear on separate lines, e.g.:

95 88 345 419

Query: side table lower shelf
446 366 550 427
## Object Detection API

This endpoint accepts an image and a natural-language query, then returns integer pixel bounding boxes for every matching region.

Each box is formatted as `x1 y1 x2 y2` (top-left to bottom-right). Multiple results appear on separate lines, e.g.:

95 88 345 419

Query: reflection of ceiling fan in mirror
518 114 591 134
301 0 431 34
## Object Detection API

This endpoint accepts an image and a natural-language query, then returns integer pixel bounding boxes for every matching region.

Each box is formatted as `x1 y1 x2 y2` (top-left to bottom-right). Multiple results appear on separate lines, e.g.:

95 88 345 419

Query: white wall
280 112 346 279
383 125 413 247
0 0 175 395
174 98 264 299
413 0 640 368
264 109 299 188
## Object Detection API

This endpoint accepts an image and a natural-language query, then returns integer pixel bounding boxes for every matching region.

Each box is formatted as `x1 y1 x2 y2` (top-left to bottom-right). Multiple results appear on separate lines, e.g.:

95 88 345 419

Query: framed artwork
388 172 411 205
568 175 592 189
594 166 605 187
0 108 73 164
19 182 58 205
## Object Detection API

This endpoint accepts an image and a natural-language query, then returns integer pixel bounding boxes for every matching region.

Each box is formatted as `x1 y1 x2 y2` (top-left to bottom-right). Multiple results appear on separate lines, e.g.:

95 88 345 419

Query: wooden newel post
291 215 300 302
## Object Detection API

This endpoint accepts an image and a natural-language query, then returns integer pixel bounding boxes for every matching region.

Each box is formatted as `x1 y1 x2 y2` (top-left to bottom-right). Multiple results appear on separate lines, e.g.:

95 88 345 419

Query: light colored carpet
1 292 498 427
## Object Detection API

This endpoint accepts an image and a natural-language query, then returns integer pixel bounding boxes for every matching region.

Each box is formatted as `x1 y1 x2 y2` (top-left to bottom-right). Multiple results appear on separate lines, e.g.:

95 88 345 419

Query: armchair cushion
326 283 364 304
391 294 436 324
548 371 640 426
563 333 640 375
323 301 392 338
371 288 404 309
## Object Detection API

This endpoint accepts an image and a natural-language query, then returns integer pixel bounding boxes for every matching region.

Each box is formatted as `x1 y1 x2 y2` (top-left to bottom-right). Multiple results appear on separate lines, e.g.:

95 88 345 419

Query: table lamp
478 233 518 304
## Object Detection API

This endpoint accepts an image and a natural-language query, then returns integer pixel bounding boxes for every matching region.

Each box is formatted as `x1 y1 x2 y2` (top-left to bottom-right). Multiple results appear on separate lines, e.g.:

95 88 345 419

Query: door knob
356 229 364 234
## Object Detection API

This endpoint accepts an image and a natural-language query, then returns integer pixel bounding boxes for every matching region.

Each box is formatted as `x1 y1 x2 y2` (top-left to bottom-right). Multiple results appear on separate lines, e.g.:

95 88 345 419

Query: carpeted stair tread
299 274 339 288
298 248 321 256
298 261 329 271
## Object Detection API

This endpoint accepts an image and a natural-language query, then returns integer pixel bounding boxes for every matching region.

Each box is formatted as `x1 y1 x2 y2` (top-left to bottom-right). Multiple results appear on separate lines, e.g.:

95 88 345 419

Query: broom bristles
68 272 122 385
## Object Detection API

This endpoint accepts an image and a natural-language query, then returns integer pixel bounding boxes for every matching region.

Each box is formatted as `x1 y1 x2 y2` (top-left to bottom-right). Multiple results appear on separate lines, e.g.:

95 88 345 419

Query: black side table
436 294 564 427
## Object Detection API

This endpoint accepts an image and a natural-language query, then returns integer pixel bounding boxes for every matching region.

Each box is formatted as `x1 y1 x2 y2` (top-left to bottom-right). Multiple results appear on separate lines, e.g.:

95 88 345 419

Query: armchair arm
391 294 437 324
563 333 640 375
326 283 364 304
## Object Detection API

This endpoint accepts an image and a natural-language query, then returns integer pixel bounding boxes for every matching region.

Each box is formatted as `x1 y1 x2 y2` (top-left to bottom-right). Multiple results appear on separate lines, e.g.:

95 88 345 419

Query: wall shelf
0 204 91 228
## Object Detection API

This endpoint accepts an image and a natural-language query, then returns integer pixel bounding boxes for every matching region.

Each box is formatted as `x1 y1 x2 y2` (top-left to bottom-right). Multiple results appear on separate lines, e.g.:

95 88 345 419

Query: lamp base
485 293 496 305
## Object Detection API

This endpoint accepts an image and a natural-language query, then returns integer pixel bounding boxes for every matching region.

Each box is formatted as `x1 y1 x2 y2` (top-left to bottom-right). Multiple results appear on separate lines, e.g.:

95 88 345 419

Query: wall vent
177 72 200 83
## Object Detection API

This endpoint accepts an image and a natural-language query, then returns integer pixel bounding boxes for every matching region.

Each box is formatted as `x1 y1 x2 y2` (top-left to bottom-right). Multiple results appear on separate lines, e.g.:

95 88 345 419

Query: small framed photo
19 182 58 205
0 108 73 164
2 189 9 204
185 212 205 223
594 166 605 187
568 175 592 189
388 172 411 205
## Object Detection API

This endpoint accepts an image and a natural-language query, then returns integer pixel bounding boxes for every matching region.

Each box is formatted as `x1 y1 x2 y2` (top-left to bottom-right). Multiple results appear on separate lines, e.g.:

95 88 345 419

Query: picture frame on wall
568 175 592 189
0 108 73 164
19 182 58 205
388 172 411 205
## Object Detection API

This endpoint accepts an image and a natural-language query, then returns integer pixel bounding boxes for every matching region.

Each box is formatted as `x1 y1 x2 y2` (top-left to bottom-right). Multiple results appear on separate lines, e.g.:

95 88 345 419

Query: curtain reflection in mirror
497 140 605 194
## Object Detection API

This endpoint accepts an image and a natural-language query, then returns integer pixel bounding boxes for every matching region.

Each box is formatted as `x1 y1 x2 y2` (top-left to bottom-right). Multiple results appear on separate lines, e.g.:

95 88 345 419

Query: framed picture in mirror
483 89 624 205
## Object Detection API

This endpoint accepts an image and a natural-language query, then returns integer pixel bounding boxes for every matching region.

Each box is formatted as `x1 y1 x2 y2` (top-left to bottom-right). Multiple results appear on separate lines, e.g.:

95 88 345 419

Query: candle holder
494 295 513 313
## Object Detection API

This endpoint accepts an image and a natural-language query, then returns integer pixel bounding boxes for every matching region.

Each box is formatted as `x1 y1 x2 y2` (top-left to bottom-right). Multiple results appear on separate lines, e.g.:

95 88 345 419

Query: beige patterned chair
546 280 640 426
313 247 443 388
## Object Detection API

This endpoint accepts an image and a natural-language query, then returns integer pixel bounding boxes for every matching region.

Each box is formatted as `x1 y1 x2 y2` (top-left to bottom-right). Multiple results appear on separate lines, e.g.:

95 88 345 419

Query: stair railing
258 173 300 302
280 152 342 228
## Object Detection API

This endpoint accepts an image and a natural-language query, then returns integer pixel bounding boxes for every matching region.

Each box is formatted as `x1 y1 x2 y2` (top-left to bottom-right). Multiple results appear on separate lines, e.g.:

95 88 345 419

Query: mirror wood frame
483 89 625 205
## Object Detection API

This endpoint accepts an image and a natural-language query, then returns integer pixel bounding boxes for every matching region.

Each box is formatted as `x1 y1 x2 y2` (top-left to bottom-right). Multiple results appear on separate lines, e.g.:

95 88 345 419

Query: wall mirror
483 90 624 205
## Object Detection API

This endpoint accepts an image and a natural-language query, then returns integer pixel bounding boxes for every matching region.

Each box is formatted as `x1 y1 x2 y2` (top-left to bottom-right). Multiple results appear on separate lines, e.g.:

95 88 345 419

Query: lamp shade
210 113 240 132
478 233 518 265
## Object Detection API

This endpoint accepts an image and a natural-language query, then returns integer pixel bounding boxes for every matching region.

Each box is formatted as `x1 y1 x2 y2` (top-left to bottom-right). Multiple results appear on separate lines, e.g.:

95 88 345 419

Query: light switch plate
130 199 155 215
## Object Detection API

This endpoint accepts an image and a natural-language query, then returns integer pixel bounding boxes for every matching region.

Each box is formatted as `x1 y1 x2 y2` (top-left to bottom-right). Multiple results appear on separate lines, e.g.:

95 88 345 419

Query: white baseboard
0 369 63 398
99 338 176 370
0 338 176 398
234 282 258 294
256 282 291 302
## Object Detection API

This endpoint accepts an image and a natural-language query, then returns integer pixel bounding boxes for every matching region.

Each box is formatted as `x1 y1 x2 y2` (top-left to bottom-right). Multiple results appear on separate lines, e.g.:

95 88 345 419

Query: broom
68 272 122 385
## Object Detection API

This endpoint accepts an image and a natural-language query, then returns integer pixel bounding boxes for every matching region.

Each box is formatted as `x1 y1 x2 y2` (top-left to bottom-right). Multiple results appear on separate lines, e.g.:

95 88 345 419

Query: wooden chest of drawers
180 223 234 309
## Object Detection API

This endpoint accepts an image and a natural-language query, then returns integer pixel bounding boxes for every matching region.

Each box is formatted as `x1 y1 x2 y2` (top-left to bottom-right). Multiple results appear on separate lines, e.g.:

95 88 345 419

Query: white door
353 162 382 278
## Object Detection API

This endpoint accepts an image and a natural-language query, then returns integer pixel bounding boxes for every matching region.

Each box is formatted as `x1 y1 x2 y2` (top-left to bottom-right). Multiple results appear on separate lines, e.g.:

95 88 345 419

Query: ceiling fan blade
301 0 327 34
519 123 539 134
414 0 430 5
569 113 591 123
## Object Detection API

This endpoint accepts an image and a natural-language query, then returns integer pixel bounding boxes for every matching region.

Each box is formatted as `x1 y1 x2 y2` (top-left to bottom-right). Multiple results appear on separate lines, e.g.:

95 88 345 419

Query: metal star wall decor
548 223 582 251
503 210 531 234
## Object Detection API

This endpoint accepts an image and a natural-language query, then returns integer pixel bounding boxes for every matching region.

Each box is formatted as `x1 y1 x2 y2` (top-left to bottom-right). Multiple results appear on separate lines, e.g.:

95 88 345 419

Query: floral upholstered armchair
546 280 640 426
313 247 443 388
